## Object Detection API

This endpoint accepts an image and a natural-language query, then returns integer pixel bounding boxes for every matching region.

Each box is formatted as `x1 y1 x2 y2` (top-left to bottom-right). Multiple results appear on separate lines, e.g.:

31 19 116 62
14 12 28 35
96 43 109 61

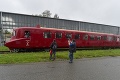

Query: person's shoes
69 61 72 63
52 58 55 61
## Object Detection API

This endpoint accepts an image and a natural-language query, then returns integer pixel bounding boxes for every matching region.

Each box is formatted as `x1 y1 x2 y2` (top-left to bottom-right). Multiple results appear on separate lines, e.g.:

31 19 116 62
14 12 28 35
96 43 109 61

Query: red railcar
5 25 120 52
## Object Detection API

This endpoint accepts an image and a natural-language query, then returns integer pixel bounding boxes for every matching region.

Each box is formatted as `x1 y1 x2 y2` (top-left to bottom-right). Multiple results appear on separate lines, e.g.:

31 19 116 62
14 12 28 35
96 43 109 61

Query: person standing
50 39 57 60
68 39 76 63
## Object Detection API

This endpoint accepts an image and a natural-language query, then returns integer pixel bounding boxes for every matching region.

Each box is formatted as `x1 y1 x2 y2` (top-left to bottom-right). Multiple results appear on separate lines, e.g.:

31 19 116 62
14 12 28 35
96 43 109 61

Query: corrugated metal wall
1 12 119 34
0 12 2 46
79 22 119 34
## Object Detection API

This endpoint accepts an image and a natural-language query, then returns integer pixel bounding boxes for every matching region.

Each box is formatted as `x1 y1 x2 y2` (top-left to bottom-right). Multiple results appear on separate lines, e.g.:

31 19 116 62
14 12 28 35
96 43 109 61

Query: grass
0 46 9 51
0 52 49 64
0 49 120 64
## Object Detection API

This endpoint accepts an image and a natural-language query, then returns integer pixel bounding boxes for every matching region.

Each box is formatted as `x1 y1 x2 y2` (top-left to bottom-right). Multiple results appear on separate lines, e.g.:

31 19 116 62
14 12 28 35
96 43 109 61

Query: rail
0 51 10 54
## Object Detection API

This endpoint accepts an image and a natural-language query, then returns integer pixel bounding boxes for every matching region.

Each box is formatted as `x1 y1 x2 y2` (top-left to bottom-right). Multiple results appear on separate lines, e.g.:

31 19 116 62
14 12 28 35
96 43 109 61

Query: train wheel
44 49 49 52
11 49 19 53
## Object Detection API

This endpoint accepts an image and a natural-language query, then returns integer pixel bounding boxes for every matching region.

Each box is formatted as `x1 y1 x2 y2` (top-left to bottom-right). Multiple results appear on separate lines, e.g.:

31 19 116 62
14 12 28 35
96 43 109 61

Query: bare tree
54 14 59 19
42 10 52 17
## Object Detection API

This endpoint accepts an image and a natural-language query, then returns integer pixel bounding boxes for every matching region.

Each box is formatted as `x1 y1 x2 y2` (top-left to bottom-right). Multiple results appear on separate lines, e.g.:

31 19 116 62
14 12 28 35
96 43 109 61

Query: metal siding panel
0 12 2 46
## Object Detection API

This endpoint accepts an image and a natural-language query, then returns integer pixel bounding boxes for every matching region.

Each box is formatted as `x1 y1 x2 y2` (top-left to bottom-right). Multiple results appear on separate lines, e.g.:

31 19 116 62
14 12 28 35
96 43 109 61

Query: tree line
33 10 59 19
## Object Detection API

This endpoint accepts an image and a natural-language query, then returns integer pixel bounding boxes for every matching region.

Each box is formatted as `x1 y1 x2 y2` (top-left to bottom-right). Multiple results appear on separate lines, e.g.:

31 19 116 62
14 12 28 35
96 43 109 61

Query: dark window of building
75 34 80 39
56 32 62 38
43 32 51 38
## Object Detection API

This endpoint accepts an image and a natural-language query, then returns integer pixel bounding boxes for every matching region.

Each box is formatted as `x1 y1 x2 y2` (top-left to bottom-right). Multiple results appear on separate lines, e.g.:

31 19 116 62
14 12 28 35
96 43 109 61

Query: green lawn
0 49 120 64
0 46 9 51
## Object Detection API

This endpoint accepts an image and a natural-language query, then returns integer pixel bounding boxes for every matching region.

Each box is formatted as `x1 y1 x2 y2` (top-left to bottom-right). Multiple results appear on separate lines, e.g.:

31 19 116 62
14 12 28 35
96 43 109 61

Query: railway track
0 51 10 54
0 48 114 54
0 49 69 53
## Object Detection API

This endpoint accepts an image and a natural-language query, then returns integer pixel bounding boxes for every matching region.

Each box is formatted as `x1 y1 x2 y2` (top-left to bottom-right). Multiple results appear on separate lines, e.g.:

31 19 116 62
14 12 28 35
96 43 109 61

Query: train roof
41 27 116 36
15 26 116 36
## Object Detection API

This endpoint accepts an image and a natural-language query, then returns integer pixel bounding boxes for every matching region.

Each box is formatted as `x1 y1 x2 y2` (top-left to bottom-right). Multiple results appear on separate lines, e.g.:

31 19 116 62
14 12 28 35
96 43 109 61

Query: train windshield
12 30 16 36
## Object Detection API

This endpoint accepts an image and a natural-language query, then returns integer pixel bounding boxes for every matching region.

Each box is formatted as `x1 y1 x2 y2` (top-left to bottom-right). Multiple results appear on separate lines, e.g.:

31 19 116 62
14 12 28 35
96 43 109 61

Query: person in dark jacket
68 39 76 63
50 39 57 60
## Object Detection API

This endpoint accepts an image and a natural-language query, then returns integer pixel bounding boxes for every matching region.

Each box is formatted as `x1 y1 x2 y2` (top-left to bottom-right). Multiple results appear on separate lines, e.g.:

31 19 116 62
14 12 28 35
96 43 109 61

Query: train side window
43 32 51 38
24 31 30 38
56 32 62 38
97 36 101 40
66 33 72 39
75 34 80 39
102 36 107 40
90 35 95 40
107 36 112 41
83 34 88 40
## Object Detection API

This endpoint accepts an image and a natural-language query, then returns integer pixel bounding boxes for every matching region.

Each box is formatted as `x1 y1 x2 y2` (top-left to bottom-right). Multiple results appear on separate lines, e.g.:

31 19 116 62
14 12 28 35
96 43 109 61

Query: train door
102 35 107 47
89 35 96 47
74 33 81 47
55 32 63 48
43 30 52 48
107 35 113 47
96 35 102 47
24 31 31 47
82 34 89 47
65 32 72 47
117 36 120 47
113 36 117 47
29 30 40 48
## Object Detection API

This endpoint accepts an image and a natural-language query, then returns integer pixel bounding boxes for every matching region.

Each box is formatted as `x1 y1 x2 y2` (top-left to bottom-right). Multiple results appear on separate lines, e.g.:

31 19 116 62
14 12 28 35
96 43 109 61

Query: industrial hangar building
0 11 120 46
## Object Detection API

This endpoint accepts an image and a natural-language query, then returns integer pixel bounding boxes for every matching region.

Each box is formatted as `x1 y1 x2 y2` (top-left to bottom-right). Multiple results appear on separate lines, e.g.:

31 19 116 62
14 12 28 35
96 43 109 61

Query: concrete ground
0 57 120 80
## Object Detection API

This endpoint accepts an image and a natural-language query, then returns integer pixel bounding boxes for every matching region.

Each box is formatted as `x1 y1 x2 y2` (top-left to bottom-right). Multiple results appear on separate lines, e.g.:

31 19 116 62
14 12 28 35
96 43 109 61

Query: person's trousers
50 50 56 60
69 52 73 62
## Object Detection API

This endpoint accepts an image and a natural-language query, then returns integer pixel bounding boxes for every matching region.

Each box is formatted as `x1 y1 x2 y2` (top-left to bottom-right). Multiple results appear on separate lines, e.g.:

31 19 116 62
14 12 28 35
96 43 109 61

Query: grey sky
0 0 120 26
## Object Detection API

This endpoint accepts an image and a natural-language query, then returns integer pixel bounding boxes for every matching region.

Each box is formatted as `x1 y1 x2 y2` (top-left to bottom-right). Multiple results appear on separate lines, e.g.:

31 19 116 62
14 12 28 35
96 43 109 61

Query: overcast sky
0 0 120 26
